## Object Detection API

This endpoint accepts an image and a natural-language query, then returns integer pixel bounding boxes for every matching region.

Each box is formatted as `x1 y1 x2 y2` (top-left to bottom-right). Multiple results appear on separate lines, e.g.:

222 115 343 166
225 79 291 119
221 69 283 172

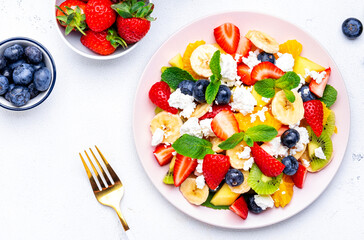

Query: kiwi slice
248 164 283 195
322 111 336 137
163 156 176 185
307 126 333 172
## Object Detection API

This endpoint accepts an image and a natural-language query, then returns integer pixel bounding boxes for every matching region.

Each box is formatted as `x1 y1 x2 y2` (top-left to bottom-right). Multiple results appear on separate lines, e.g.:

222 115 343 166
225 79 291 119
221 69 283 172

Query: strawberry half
211 110 239 140
250 143 285 177
234 37 252 63
230 196 249 220
148 81 178 114
251 62 285 84
153 144 175 166
292 164 307 189
237 63 254 85
203 154 230 190
214 23 240 54
199 104 231 120
173 154 197 187
309 68 331 98
303 100 323 137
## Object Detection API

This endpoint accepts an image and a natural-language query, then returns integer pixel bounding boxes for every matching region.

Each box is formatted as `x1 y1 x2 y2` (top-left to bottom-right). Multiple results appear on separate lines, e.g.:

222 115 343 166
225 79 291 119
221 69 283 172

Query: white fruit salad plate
133 11 350 229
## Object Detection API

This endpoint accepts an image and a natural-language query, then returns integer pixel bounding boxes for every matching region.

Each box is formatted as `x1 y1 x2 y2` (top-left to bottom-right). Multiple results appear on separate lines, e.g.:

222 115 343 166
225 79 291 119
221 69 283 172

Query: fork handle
113 206 130 231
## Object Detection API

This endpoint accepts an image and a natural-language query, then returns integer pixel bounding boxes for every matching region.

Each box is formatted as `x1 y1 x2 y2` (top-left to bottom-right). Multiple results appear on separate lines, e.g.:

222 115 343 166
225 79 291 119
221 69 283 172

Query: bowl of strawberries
54 0 155 60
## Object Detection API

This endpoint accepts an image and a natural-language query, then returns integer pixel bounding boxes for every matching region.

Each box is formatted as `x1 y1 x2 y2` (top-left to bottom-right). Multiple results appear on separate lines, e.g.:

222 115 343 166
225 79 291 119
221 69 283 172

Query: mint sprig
161 67 196 89
254 71 300 103
205 50 222 104
320 84 337 107
172 134 214 159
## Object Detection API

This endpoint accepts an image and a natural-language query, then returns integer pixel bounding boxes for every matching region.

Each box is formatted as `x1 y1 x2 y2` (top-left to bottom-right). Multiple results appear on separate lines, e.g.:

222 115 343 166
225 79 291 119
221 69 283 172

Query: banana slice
210 137 224 153
245 30 279 54
190 103 212 118
229 170 251 194
292 143 307 159
190 44 218 78
226 142 251 169
150 111 183 143
271 90 304 125
180 177 209 205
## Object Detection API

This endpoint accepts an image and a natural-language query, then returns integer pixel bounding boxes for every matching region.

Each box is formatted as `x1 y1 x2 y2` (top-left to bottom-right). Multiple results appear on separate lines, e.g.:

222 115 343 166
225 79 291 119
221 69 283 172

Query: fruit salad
148 22 338 220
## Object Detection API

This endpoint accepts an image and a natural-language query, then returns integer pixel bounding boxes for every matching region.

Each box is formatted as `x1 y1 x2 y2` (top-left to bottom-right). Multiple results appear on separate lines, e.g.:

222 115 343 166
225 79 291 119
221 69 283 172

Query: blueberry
257 52 276 64
342 18 363 39
225 169 244 187
215 85 231 105
8 59 26 71
5 84 15 102
178 80 196 96
24 46 43 64
192 79 209 103
281 129 300 148
28 83 39 99
32 61 45 71
8 86 30 107
0 56 6 70
282 156 299 175
4 44 24 62
0 75 9 95
13 63 35 85
1 67 12 81
298 85 316 102
34 67 51 91
246 195 263 214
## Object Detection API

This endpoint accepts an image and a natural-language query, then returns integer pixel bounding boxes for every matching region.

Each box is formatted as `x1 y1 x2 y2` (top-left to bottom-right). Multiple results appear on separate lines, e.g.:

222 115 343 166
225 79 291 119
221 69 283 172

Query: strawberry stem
111 0 155 21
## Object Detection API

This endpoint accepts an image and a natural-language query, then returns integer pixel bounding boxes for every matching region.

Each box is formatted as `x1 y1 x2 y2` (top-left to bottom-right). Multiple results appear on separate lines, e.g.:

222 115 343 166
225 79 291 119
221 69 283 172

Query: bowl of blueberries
0 37 56 111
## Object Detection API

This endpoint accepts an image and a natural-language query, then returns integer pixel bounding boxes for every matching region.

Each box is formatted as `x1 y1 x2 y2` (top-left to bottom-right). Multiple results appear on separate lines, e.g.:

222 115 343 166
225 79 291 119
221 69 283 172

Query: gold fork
79 146 134 239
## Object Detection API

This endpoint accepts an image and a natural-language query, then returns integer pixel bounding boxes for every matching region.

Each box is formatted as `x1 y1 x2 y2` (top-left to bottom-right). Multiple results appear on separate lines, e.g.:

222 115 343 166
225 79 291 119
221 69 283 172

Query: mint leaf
244 135 254 147
209 50 221 81
205 81 221 104
172 134 214 159
275 71 300 90
205 50 222 103
254 79 276 98
245 125 278 143
161 67 196 89
320 84 337 107
284 89 295 103
201 192 229 210
218 132 245 150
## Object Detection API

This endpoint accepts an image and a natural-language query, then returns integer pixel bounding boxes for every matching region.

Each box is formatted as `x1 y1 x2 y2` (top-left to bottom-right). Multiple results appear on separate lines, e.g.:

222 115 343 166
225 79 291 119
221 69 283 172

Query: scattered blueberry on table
0 43 52 107
342 18 363 39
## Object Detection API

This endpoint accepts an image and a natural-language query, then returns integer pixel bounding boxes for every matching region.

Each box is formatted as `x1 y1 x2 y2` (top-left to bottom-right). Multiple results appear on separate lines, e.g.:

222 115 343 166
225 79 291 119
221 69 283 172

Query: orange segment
182 40 206 79
271 175 294 208
322 102 331 126
274 40 302 59
235 107 282 132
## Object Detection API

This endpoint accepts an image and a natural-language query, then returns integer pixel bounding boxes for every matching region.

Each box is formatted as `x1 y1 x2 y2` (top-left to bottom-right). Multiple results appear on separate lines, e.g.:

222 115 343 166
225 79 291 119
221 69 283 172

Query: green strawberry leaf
218 132 245 150
254 79 276 98
161 67 196 89
201 192 230 210
245 125 278 143
275 71 300 90
205 80 221 104
320 84 337 107
284 89 296 103
172 134 214 159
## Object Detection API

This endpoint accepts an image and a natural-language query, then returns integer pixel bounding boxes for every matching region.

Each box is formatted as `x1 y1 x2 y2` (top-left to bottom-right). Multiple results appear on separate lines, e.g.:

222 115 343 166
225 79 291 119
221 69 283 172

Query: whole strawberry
303 100 323 137
250 143 285 177
85 0 116 32
203 154 230 190
81 29 126 55
112 0 155 44
148 81 178 114
56 0 87 35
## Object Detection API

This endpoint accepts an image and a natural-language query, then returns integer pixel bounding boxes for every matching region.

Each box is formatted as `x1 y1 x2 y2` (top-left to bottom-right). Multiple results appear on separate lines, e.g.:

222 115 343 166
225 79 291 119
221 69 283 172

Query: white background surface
0 0 363 239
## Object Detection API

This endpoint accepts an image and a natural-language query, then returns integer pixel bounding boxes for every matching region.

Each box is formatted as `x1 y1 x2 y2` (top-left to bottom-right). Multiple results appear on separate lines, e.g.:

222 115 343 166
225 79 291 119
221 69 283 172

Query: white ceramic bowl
54 0 152 60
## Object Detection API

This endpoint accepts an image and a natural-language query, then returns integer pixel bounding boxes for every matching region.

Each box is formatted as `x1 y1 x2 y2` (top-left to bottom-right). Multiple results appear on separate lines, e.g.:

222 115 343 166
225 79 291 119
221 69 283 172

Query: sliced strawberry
173 154 197 187
211 110 239 140
251 62 285 84
303 100 323 137
153 144 175 166
250 143 285 177
214 23 240 54
149 81 178 114
292 164 307 189
277 125 289 137
230 196 248 220
199 104 231 120
237 63 254 85
234 37 252 63
309 68 331 98
203 154 230 190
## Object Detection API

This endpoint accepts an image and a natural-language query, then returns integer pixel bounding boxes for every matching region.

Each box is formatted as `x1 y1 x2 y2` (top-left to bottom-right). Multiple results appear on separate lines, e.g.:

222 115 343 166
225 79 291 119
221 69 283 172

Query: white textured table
0 0 363 239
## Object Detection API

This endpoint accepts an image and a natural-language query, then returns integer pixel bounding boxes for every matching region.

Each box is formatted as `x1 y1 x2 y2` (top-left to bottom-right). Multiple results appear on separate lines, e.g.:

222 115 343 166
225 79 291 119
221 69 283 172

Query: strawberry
277 125 289 137
173 154 197 187
309 68 331 98
203 154 230 190
112 0 155 44
234 37 252 62
250 142 285 177
211 110 239 140
251 62 285 84
153 144 175 166
199 104 231 120
292 164 307 189
237 63 254 85
85 0 116 32
230 196 249 220
303 100 323 137
81 29 126 55
148 81 178 114
56 0 87 35
214 23 240 54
